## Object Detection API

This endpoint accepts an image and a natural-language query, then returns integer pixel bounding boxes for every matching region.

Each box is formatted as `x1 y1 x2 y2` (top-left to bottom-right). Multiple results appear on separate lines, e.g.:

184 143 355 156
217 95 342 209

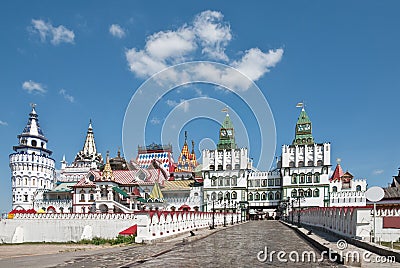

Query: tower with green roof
293 108 315 145
217 113 237 150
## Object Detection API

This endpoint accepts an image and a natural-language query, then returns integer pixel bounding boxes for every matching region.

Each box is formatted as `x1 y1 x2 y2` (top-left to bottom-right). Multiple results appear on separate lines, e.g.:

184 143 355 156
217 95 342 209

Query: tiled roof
330 164 344 182
163 180 193 191
383 187 400 199
48 182 76 192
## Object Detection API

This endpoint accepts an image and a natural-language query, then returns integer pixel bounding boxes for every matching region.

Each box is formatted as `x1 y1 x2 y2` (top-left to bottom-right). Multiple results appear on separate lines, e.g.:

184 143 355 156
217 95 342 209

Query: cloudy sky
1 1 400 212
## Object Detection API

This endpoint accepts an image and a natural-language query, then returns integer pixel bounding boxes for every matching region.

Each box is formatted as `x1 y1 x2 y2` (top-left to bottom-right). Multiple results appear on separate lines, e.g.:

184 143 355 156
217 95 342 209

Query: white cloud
125 10 283 87
150 117 161 125
166 99 179 107
109 24 126 38
193 10 231 61
0 120 8 126
233 48 284 81
22 80 46 94
373 169 384 175
30 19 75 45
59 89 75 103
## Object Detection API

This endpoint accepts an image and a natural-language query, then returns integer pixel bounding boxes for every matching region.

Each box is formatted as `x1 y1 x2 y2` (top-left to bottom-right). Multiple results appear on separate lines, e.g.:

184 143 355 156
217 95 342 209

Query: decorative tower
293 107 315 145
217 113 237 150
59 120 103 182
9 104 56 210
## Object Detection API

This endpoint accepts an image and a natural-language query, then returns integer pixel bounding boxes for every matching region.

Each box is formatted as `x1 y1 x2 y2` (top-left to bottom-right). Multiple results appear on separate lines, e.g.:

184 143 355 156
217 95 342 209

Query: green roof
293 108 315 145
49 182 75 193
112 186 129 198
296 108 312 124
222 114 234 129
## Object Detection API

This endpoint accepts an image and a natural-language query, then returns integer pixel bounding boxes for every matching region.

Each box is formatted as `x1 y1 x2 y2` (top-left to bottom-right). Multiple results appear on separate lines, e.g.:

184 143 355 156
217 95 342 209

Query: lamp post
211 199 215 229
231 200 234 225
223 202 227 227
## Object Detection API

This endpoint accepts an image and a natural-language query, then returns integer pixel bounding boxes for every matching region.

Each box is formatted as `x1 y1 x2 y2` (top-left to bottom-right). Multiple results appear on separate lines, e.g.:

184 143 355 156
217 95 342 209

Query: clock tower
293 107 315 145
217 113 237 150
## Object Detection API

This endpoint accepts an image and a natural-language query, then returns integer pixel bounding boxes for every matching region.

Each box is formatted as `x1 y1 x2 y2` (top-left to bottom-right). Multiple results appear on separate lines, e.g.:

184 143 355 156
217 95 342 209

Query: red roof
119 224 137 236
330 164 344 182
178 204 191 211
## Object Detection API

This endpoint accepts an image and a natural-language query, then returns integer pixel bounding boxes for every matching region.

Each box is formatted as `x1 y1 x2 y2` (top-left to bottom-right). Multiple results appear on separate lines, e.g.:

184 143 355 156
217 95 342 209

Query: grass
380 241 400 250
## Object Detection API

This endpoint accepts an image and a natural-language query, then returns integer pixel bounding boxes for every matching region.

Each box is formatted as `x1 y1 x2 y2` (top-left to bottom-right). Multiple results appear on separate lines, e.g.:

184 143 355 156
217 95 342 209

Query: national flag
296 102 304 108
221 107 229 113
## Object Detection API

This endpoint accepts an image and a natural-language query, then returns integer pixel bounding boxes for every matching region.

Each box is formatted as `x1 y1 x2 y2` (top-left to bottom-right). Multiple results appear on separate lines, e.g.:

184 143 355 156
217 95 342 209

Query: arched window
292 174 297 184
31 140 37 147
217 165 223 171
261 192 267 200
225 176 230 186
211 176 217 186
308 160 314 166
289 161 295 167
217 192 223 201
306 173 312 183
268 192 274 200
232 191 237 199
275 191 281 200
218 176 223 186
291 189 297 198
80 194 85 202
226 164 232 170
225 191 230 200
298 189 304 197
231 176 237 186
332 186 337 193
284 168 290 176
262 179 267 187
314 173 320 183
305 189 312 197
317 160 323 166
298 161 304 167
356 185 362 191
211 192 217 200
299 173 305 183
313 189 320 197
254 192 260 201
234 164 240 170
248 193 253 201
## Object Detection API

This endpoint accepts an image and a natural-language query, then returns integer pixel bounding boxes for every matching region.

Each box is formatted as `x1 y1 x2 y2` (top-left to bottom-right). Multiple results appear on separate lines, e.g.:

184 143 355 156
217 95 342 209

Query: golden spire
102 151 114 181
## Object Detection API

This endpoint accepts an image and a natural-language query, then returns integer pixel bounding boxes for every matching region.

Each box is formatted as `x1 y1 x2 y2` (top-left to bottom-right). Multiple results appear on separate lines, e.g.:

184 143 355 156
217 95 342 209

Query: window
255 179 260 187
225 176 230 186
217 165 223 171
232 191 237 199
314 173 320 183
298 189 304 197
261 193 267 200
31 140 37 147
211 192 217 200
32 179 35 186
317 160 323 166
313 189 320 197
248 193 253 201
262 179 267 187
217 192 223 201
80 194 85 202
291 174 297 184
268 192 274 200
231 176 237 186
298 161 304 167
268 179 274 186
332 186 337 193
25 178 27 185
225 192 230 200
275 178 281 186
291 189 297 198
284 168 290 176
254 193 260 201
306 173 312 183
289 161 295 167
226 164 232 170
89 193 95 202
356 185 362 191
299 174 305 184
275 192 281 200
24 194 28 202
211 176 217 186
305 189 312 197
308 160 314 166
218 176 223 186
234 164 240 170
210 165 215 170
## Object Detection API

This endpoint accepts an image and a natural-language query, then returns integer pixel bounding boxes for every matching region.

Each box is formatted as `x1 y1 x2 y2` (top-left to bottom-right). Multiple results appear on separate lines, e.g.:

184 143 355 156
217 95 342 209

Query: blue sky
1 1 400 213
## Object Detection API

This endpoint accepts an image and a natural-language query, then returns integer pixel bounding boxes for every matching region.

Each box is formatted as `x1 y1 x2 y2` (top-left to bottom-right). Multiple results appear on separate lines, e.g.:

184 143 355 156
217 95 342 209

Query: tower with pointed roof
174 131 198 176
281 105 331 208
217 113 237 150
9 104 56 210
59 120 103 182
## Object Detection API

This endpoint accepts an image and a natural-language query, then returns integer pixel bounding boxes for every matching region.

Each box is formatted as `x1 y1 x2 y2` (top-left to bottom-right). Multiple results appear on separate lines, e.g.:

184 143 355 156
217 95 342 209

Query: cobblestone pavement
48 221 335 267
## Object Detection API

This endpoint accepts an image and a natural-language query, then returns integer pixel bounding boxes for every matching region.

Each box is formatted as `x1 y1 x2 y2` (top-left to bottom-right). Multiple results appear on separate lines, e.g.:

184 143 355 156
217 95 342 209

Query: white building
59 120 103 182
281 107 331 208
9 105 56 210
329 162 367 207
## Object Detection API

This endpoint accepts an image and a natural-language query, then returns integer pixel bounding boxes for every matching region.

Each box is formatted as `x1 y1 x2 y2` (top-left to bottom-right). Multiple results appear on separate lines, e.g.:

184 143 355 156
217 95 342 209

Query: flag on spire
296 102 304 108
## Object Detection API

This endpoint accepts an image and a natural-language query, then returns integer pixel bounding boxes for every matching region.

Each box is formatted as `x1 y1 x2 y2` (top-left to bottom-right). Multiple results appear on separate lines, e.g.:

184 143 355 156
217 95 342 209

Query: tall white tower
9 104 55 210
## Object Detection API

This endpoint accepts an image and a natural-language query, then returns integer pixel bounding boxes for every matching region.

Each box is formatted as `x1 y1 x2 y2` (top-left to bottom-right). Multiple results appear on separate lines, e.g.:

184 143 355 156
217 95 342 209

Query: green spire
217 114 237 150
293 108 315 145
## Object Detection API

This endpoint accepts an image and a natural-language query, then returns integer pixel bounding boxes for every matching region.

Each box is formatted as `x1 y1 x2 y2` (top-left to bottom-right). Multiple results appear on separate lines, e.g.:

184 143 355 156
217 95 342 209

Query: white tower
9 104 55 210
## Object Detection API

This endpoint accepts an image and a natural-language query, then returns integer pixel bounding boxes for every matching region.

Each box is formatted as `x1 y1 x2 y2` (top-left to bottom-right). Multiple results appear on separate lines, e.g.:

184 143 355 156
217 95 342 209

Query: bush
79 235 135 245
